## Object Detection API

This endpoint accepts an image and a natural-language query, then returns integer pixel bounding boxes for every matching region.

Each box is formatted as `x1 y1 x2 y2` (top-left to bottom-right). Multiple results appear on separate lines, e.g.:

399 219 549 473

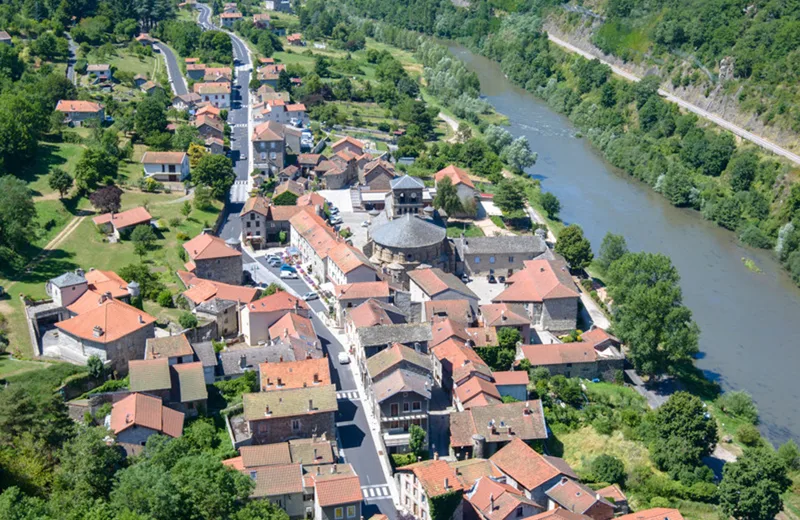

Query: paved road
66 34 78 85
245 254 398 519
154 41 188 96
546 33 800 166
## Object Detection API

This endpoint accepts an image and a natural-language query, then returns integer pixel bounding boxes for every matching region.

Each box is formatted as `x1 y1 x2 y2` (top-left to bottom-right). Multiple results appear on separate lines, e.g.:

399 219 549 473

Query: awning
380 414 427 422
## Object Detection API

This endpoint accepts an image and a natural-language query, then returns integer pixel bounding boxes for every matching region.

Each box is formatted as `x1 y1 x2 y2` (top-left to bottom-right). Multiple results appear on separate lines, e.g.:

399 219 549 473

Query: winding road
154 42 188 96
546 33 800 166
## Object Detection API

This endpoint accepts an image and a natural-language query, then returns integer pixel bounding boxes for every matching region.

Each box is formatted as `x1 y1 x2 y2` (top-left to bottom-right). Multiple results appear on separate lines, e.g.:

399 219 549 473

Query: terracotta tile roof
451 402 548 449
87 64 110 71
435 164 475 189
492 370 529 386
146 333 194 359
479 303 529 327
596 484 626 503
241 195 271 216
220 11 242 17
304 462 356 489
245 291 309 313
425 300 473 324
205 136 224 146
332 136 364 152
66 290 115 315
335 149 357 162
373 368 432 402
315 474 363 507
289 438 335 465
493 259 578 303
297 192 326 207
243 384 337 421
275 179 305 197
616 509 684 520
196 104 221 117
546 477 614 516
290 210 340 258
183 233 241 260
222 455 244 470
193 81 231 95
298 153 323 166
526 509 595 520
136 33 153 42
431 318 469 348
240 443 292 467
449 458 504 487
519 342 602 366
463 326 497 348
408 268 478 300
286 103 306 112
398 460 464 498
182 278 257 305
172 361 208 402
252 120 284 141
85 269 129 298
268 312 316 343
186 64 205 71
259 357 331 391
92 207 152 230
334 281 389 300
253 13 271 21
287 33 303 42
270 205 311 222
455 376 501 408
129 358 171 392
56 100 103 113
110 393 183 438
467 476 542 520
56 299 155 343
194 114 224 132
141 151 187 165
204 66 232 79
488 438 574 491
366 343 431 380
328 242 374 275
251 463 304 497
431 338 486 375
348 299 405 329
580 327 620 348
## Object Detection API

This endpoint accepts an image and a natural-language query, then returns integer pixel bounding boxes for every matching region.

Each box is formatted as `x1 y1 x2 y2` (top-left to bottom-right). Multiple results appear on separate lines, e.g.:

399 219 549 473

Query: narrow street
154 41 188 96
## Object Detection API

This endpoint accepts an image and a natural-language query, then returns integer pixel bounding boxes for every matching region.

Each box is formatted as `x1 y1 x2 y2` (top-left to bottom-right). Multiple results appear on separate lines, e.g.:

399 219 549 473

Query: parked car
268 258 281 268
280 264 297 272
302 292 319 301
498 275 506 283
487 274 496 283
266 254 281 262
280 270 298 279
461 274 470 283
330 216 343 225
337 352 350 364
361 220 370 228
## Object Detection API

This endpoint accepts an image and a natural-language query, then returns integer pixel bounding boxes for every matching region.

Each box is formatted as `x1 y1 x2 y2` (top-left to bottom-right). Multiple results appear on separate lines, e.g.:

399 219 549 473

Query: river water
449 45 800 445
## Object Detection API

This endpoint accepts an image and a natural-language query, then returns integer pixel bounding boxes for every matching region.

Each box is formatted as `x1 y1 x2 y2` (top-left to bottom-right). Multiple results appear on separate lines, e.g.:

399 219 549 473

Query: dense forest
339 0 800 286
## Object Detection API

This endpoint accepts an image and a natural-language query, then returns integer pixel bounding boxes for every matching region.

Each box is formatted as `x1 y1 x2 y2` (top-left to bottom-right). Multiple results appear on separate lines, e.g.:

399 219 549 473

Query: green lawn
20 142 85 198
446 222 484 238
87 47 158 78
0 354 49 378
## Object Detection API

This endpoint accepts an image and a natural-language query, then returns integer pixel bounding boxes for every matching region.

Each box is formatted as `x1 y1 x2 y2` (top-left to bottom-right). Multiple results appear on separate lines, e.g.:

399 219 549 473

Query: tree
131 225 157 259
277 69 292 92
86 355 104 380
778 440 800 470
606 253 699 375
48 168 73 198
193 154 234 198
171 124 202 151
409 424 426 457
135 94 168 138
53 425 124 502
179 312 198 329
590 454 626 485
433 176 463 215
484 125 513 153
118 263 166 301
170 454 253 519
181 201 192 218
717 391 758 424
649 392 718 476
719 447 791 520
595 232 628 272
494 179 525 213
194 186 213 211
500 136 537 172
497 327 521 350
234 500 291 520
75 148 119 191
555 224 593 270
187 142 209 169
540 191 561 218
0 176 37 252
89 185 123 214
729 151 759 192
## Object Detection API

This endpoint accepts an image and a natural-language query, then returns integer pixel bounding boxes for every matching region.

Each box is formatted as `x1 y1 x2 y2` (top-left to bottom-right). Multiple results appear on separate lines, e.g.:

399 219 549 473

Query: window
246 222 251 228
347 506 356 518
403 402 410 412
255 221 260 227
412 401 421 411
516 507 524 518
292 419 301 431
474 257 481 264
335 508 344 520
407 254 413 262
509 256 515 263
566 363 572 367
391 403 399 416
258 422 267 433
489 256 496 264
250 213 255 221
270 152 277 160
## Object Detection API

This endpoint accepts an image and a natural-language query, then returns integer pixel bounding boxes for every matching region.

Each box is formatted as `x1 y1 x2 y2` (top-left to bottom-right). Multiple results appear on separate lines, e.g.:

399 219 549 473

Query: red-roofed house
268 312 319 348
408 268 480 318
333 281 390 326
517 327 624 380
259 357 330 391
450 403 549 459
240 196 319 249
141 151 190 181
289 210 340 284
327 242 376 286
92 207 153 238
107 393 184 445
396 459 465 519
331 136 364 156
252 120 288 173
545 477 615 520
240 291 311 345
465 476 544 520
434 164 478 206
488 438 576 504
183 231 243 285
492 370 529 402
479 303 531 343
314 472 363 520
615 508 683 520
55 100 105 125
454 375 502 410
493 259 579 334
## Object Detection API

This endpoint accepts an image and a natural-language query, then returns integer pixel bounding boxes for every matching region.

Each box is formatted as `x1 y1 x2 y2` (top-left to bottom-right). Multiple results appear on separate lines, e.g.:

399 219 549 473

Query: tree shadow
18 143 72 197
0 248 78 285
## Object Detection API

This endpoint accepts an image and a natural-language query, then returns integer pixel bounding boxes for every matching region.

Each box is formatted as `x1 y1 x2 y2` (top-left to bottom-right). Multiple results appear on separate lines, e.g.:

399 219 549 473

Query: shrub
179 312 198 329
738 225 772 249
176 231 190 240
591 454 626 485
169 217 182 227
736 424 762 446
717 390 759 424
592 416 615 435
581 279 593 291
778 440 800 470
157 290 174 308
649 497 671 508
391 452 418 467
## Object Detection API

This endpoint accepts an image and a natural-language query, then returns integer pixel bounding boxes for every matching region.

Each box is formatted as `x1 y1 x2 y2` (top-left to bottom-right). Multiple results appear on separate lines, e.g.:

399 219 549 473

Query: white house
326 242 377 286
141 151 190 182
257 100 309 127
193 82 231 109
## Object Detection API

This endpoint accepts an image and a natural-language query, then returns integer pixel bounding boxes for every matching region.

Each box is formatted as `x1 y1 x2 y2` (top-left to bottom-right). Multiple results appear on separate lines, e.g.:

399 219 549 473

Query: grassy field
0 354 49 378
86 47 158 78
446 222 484 238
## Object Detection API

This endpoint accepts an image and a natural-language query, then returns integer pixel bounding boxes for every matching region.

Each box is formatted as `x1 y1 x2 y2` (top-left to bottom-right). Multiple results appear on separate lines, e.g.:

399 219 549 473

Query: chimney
277 377 283 387
240 355 247 369
524 401 531 415
93 325 104 337
316 466 321 475
125 413 132 424
490 493 495 511
264 405 271 416
76 268 85 278
331 463 337 474
284 328 289 338
313 372 319 383
308 399 314 411
443 477 449 490
138 314 145 324
433 451 439 460
313 448 318 460
540 267 545 272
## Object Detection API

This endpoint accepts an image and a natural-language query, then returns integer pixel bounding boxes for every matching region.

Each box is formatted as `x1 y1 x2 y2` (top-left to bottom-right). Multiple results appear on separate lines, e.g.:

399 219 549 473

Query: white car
302 291 318 301
360 220 370 228
279 270 298 279
337 352 350 364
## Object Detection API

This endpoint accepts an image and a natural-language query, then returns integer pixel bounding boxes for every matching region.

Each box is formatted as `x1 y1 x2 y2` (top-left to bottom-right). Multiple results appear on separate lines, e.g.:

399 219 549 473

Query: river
449 45 800 445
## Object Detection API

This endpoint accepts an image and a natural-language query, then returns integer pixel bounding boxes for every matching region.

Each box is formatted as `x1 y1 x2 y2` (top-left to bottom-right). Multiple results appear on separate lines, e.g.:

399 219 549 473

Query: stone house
331 136 365 157
141 151 190 182
205 136 225 155
107 393 184 446
186 63 206 80
253 12 271 28
517 328 624 380
344 298 407 345
359 159 396 190
333 281 390 327
203 66 233 83
408 268 480 318
596 485 628 514
240 196 308 248
145 334 195 364
178 271 258 311
183 231 243 286
434 165 478 208
87 63 112 81
194 114 225 140
422 299 475 324
140 81 163 95
488 438 576 505
55 100 105 125
128 357 208 416
252 120 287 173
430 337 491 392
195 297 240 337
454 236 550 278
465 476 544 520
492 371 529 402
92 207 153 239
314 472 363 520
477 303 530 342
450 402 548 459
266 0 293 12
243 384 337 444
545 477 615 520
173 92 202 111
193 81 231 108
326 242 377 286
240 291 311 346
493 258 579 334
355 323 432 359
371 367 432 453
220 11 242 26
453 376 502 410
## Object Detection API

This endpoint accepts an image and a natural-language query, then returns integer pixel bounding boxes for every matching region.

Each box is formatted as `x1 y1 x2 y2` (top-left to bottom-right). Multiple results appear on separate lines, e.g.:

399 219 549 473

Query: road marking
336 390 360 400
361 485 392 500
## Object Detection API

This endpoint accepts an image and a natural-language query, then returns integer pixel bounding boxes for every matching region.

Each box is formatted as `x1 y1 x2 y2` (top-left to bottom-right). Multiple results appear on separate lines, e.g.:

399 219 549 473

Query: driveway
467 276 506 305
318 189 354 212
473 218 513 237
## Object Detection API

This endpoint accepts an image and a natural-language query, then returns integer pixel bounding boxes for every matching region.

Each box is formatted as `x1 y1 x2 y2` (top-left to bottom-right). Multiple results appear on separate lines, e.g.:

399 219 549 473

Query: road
154 41 188 96
546 33 800 167
65 35 78 85
244 254 398 519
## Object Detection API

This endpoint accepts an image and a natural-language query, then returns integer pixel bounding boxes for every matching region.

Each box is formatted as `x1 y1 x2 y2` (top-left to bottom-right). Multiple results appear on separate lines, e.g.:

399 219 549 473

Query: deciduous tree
433 176 463 215
719 447 791 520
89 185 123 214
48 168 73 198
192 154 234 198
595 232 628 272
555 224 593 270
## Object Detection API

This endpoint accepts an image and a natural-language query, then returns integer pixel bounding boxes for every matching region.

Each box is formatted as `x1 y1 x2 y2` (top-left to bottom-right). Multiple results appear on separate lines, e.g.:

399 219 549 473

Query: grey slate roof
196 297 236 316
453 235 548 256
219 339 323 377
373 368 432 402
370 214 446 249
50 271 86 288
391 175 424 190
191 341 218 368
357 323 432 348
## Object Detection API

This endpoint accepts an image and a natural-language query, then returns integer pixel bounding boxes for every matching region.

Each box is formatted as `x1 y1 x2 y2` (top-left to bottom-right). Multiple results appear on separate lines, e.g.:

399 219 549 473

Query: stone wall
249 411 335 445
59 324 155 376
541 297 578 334
194 255 243 286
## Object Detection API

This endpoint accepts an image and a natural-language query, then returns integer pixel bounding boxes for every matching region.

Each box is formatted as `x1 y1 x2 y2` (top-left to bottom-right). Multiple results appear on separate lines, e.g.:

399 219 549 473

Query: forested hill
342 0 800 285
